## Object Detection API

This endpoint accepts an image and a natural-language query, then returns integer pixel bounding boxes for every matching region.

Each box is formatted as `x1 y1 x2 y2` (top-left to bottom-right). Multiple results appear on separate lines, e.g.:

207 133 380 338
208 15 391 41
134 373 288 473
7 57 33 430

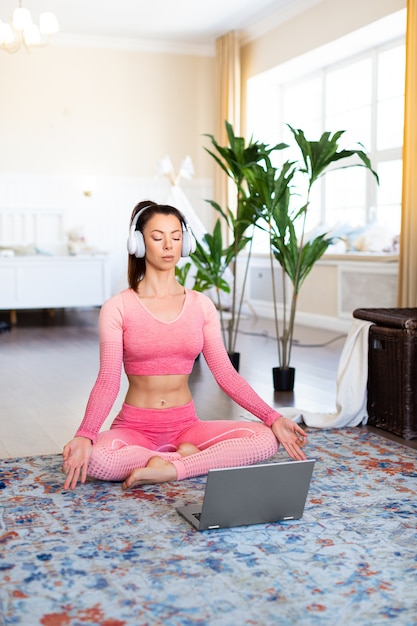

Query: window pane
252 222 270 255
324 167 367 226
247 77 281 145
304 184 322 233
377 96 404 150
326 58 372 116
378 44 405 100
376 43 405 150
326 107 372 149
282 76 322 130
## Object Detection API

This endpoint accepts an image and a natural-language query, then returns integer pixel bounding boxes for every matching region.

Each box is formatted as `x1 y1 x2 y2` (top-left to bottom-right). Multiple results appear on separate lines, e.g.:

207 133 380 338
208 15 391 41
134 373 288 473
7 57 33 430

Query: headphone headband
130 204 154 230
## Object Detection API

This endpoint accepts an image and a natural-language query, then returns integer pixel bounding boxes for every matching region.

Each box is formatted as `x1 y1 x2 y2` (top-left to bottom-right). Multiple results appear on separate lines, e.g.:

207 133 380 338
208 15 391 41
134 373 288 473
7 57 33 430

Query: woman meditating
62 201 307 491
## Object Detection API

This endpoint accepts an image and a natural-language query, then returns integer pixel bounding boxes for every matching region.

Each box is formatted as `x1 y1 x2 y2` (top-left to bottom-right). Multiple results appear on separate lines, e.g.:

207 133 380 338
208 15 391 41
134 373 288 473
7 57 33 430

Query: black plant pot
273 366 295 392
228 352 240 372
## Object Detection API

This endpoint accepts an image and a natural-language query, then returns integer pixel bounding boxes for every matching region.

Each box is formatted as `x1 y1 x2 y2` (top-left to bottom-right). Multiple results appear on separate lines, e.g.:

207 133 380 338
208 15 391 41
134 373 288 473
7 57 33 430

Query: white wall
0 45 215 177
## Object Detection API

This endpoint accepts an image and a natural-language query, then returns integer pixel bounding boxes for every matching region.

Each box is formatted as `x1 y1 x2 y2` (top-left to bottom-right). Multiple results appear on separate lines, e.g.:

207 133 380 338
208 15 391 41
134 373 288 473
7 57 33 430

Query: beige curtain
398 0 417 306
214 31 241 214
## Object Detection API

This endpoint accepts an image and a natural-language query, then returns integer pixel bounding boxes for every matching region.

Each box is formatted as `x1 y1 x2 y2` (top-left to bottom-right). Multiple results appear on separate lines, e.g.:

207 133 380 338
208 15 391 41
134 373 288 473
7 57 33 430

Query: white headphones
127 205 196 258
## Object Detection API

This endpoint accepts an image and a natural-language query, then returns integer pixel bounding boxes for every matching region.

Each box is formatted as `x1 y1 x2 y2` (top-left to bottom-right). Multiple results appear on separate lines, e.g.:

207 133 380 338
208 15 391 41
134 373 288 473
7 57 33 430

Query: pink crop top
75 288 282 442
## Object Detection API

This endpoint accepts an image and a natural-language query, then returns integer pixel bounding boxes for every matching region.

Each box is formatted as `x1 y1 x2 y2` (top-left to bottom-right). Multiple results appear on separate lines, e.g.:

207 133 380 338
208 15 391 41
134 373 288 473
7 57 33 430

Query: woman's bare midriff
125 374 192 409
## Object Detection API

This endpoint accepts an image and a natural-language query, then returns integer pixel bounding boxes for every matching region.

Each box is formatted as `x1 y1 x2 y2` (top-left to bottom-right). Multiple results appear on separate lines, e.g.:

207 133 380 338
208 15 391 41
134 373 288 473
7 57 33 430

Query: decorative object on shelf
66 227 100 256
0 0 59 53
245 125 379 391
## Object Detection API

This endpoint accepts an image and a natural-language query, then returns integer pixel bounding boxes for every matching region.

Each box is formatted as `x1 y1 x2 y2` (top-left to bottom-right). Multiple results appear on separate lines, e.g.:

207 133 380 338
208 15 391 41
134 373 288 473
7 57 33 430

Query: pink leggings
88 401 278 482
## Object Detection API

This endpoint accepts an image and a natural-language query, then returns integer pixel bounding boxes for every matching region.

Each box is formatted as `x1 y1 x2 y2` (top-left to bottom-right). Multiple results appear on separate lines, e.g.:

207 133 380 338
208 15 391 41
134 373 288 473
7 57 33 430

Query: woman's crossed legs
87 418 279 487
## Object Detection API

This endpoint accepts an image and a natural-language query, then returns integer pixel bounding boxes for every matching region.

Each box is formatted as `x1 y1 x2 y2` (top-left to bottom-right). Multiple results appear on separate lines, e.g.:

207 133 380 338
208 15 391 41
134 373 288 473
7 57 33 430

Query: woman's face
142 213 183 269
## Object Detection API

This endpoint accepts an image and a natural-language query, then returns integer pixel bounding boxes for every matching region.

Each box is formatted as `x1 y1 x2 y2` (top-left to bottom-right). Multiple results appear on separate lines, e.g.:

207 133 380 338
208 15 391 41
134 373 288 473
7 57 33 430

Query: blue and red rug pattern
1 427 417 625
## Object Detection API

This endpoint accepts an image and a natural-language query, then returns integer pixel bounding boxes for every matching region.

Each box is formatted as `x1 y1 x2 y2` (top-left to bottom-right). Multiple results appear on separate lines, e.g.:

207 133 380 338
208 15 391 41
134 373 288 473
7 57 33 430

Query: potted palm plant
203 121 285 368
245 126 379 390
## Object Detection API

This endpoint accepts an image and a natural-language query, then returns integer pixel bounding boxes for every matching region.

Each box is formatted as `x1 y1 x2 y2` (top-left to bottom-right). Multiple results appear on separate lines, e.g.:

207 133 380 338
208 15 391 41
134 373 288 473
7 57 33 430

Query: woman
62 201 307 491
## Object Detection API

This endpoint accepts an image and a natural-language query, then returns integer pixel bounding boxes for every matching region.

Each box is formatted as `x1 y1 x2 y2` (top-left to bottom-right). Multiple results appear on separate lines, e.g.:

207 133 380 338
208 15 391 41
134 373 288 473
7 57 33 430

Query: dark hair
127 200 186 289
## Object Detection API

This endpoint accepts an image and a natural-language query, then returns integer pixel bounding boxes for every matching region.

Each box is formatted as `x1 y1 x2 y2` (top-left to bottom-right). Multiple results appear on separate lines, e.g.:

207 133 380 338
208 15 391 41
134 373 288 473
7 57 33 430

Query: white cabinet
0 255 111 312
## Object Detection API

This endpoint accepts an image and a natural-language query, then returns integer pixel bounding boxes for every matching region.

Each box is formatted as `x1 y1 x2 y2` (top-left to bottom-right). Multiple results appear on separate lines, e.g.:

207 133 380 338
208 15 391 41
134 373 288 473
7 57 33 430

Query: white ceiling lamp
0 1 59 53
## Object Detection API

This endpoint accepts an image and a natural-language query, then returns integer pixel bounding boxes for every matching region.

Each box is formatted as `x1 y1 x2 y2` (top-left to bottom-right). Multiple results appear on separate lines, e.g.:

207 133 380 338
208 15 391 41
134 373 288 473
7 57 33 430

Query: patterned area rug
1 428 416 626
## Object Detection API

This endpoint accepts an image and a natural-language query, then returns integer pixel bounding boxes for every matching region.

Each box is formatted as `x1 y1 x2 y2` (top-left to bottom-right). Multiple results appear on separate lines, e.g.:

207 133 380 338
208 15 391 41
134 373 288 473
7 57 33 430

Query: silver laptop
176 459 315 531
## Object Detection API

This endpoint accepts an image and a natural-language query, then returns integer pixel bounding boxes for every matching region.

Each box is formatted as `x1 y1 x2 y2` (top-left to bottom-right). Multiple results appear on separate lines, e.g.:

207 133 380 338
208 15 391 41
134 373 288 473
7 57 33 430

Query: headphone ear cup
127 226 146 257
181 226 196 257
127 227 137 255
134 231 146 258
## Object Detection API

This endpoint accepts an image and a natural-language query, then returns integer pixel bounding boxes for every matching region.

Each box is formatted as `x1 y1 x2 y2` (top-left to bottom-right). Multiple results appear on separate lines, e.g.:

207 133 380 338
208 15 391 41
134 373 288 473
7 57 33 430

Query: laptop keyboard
193 512 202 521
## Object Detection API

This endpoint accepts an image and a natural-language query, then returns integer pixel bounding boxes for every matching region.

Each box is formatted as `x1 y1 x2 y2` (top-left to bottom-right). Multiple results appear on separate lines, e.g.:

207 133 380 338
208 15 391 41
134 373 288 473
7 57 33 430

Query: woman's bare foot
122 456 177 490
176 442 200 457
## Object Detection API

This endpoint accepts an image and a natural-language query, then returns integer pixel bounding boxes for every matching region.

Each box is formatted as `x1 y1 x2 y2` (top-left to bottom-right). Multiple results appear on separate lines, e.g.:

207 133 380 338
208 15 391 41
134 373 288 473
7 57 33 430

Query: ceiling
0 0 315 52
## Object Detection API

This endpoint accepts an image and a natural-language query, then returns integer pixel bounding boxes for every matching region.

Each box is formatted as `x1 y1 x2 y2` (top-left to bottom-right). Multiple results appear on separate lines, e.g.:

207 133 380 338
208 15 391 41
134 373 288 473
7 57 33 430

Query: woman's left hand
271 417 308 461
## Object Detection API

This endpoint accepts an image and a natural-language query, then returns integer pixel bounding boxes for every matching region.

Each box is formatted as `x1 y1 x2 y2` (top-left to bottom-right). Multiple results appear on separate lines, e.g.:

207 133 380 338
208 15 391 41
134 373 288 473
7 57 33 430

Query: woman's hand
271 417 308 461
62 436 92 490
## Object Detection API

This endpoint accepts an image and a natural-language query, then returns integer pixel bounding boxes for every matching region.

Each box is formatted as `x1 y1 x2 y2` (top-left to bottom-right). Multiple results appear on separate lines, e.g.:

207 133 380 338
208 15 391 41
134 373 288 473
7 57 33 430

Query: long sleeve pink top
75 288 282 443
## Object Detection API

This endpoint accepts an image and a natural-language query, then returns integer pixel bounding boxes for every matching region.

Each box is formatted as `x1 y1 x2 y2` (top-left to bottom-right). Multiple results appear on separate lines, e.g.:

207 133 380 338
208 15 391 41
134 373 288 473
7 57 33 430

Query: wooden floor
0 306 415 459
